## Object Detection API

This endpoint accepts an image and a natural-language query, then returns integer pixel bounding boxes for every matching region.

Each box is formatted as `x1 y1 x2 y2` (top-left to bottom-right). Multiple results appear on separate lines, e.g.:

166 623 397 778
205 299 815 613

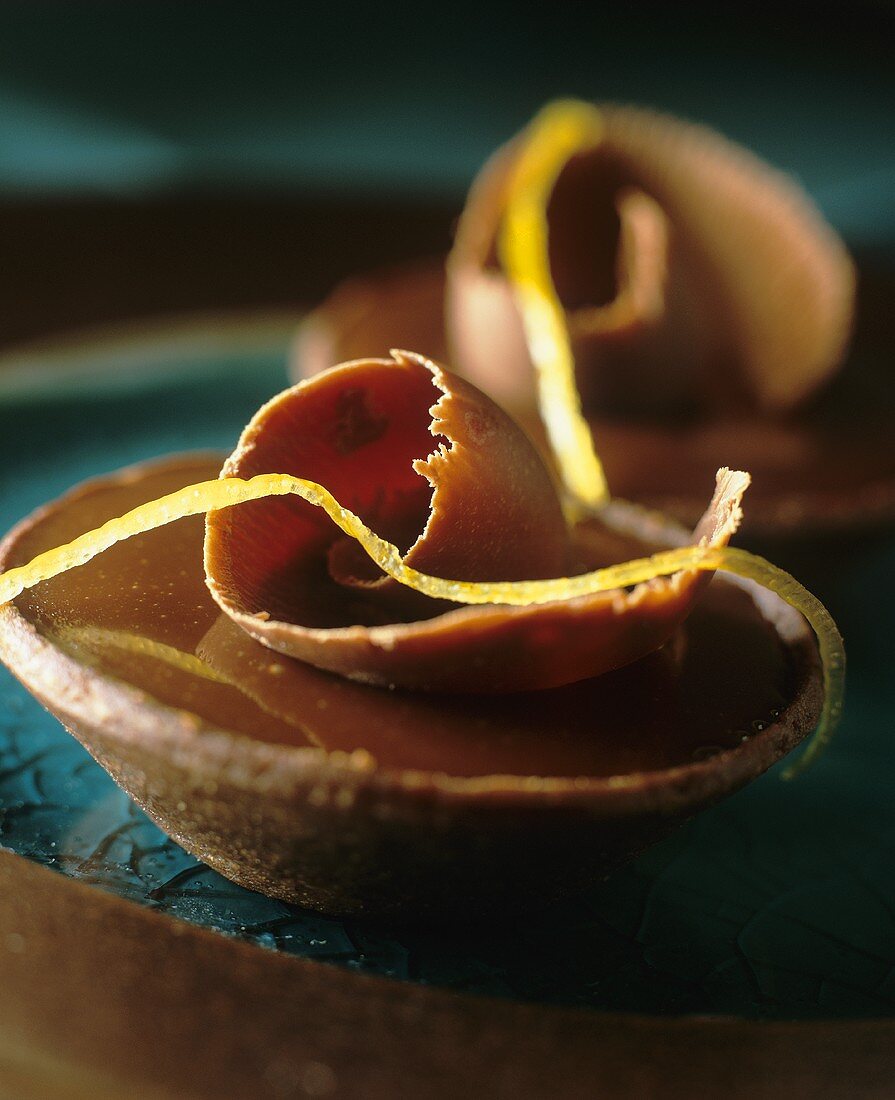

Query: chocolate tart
0 454 822 921
293 254 895 541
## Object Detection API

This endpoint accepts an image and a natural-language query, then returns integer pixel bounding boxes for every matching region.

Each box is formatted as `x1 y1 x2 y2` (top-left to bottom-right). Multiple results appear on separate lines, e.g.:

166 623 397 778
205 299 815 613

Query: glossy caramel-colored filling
11 458 793 779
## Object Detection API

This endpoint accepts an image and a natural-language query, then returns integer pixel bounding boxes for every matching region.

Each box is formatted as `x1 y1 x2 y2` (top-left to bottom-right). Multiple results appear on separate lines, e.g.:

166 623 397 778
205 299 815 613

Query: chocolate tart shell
0 456 823 922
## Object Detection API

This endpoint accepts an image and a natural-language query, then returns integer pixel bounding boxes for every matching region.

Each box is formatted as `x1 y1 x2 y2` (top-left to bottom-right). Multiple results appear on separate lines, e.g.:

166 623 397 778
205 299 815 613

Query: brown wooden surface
1 849 894 1100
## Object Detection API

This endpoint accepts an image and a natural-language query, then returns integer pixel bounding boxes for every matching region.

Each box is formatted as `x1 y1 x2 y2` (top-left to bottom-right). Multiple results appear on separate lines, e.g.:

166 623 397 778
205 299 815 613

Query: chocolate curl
205 351 748 693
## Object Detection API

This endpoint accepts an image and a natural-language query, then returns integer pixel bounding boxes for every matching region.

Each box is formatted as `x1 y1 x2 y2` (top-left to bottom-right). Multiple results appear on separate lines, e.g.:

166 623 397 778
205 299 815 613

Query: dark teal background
0 3 892 241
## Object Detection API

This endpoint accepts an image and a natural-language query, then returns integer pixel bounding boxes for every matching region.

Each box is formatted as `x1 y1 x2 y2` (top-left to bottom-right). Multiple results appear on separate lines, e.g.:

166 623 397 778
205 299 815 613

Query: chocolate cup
0 456 822 922
293 256 895 542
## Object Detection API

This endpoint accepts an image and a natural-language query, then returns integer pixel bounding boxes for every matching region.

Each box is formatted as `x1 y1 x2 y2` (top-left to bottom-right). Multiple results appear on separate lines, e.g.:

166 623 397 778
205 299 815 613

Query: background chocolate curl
446 103 856 420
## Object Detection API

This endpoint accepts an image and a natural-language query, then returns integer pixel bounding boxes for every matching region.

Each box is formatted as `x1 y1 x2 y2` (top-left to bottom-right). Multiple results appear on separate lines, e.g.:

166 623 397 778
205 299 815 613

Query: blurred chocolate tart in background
293 102 895 543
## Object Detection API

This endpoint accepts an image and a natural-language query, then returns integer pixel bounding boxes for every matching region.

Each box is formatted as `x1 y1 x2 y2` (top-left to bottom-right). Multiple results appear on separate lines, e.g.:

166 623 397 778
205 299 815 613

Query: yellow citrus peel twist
498 99 610 517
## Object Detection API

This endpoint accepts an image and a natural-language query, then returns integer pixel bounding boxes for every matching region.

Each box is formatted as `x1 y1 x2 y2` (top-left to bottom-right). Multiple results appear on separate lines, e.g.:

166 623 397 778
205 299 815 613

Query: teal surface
1 330 893 1019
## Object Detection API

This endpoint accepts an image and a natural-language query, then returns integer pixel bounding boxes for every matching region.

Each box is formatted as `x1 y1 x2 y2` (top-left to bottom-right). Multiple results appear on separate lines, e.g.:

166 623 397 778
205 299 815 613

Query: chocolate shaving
205 351 748 692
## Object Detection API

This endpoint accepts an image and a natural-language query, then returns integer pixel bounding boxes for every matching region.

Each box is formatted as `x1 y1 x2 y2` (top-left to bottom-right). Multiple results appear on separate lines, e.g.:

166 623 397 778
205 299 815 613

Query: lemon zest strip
497 99 610 516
